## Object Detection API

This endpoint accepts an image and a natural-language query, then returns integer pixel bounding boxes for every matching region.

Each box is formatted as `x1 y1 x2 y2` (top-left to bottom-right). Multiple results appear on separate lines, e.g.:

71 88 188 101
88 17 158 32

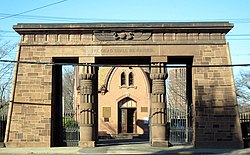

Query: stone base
195 141 244 149
151 140 169 147
0 142 5 147
5 142 50 147
79 141 95 148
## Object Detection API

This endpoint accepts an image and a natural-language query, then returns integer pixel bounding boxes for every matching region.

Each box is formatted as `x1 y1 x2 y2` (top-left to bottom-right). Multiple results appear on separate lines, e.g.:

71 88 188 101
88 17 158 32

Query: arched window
121 72 126 86
129 72 134 86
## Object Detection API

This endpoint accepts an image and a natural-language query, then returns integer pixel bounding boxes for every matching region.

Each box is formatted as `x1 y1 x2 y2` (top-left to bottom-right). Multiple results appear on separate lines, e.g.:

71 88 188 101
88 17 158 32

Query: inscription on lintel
101 48 153 53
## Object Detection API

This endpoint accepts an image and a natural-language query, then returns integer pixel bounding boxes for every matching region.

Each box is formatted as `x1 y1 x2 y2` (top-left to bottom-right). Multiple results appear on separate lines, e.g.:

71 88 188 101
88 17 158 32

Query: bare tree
62 66 74 114
167 68 187 111
0 39 16 115
167 68 194 143
235 69 250 106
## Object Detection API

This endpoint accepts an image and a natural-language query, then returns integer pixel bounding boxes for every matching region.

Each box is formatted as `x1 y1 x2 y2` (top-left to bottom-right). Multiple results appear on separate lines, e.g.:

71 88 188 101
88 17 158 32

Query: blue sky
0 0 250 75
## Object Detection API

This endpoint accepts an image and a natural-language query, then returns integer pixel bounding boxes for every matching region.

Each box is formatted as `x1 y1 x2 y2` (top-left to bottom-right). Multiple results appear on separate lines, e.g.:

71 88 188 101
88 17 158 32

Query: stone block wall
6 104 50 147
193 44 243 148
5 46 52 147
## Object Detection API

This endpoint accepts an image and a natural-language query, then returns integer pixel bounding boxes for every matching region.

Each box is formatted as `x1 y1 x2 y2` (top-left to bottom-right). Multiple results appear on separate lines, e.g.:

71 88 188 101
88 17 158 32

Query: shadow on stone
97 138 149 147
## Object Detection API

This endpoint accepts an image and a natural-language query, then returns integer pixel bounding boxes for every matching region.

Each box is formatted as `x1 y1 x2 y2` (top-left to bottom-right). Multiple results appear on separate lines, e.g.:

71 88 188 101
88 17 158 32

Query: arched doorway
118 97 137 134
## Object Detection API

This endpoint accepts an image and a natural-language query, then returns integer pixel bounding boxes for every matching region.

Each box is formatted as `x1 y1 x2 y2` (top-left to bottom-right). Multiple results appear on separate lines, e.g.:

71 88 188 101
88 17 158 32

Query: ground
1 139 250 154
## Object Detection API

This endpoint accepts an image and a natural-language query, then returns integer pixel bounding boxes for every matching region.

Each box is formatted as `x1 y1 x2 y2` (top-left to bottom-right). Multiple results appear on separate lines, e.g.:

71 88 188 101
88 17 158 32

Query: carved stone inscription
101 48 153 53
85 46 154 56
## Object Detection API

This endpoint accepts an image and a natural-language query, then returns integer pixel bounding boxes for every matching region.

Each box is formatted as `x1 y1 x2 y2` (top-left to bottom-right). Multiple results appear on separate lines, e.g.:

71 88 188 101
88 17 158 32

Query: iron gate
240 112 250 148
0 115 7 142
167 106 192 145
63 112 79 146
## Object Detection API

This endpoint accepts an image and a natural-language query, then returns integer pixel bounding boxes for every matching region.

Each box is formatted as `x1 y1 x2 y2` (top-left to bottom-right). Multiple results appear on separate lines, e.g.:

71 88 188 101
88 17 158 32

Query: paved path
1 139 250 154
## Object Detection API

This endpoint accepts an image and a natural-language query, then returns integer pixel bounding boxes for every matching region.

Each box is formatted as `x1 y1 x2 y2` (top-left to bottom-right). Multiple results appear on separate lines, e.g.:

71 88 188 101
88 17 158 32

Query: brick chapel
74 66 151 137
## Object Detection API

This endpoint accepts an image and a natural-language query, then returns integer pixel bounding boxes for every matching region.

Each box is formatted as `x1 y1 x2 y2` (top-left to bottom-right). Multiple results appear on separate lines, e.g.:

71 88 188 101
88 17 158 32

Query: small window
121 72 126 86
104 118 109 122
129 72 134 86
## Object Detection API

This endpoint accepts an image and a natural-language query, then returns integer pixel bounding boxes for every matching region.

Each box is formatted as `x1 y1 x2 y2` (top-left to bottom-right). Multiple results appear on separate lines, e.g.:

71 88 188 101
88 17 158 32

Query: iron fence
0 115 7 142
167 107 193 145
240 112 250 148
63 112 79 146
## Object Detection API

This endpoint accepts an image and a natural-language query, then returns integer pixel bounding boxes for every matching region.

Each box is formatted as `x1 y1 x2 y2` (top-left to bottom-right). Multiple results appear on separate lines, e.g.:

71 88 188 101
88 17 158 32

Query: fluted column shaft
150 62 168 147
79 65 96 147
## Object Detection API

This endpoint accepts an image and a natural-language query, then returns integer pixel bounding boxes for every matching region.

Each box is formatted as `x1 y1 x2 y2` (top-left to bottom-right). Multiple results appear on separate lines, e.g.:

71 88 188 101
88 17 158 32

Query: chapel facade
74 67 151 137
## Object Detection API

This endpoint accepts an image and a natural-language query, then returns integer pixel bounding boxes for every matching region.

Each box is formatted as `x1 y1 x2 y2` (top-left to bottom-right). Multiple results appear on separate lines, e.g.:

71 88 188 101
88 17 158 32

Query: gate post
150 62 169 147
79 65 96 147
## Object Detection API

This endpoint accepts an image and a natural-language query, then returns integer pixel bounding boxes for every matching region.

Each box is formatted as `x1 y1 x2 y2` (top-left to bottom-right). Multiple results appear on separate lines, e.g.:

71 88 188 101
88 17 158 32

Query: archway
118 97 137 134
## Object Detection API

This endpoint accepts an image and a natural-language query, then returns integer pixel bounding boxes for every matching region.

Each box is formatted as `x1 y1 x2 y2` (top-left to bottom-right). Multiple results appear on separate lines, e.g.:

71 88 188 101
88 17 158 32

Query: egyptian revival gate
4 22 243 148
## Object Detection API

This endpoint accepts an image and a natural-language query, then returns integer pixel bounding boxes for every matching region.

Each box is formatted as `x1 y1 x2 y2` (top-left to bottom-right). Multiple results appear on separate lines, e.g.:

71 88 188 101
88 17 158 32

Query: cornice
13 22 233 34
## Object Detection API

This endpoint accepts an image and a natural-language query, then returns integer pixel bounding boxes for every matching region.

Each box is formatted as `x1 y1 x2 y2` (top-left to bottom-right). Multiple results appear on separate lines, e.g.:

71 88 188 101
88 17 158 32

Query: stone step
111 134 140 139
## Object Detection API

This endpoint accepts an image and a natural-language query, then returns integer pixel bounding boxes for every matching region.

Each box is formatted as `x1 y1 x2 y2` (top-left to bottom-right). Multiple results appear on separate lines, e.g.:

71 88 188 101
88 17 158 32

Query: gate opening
51 57 79 147
166 57 193 145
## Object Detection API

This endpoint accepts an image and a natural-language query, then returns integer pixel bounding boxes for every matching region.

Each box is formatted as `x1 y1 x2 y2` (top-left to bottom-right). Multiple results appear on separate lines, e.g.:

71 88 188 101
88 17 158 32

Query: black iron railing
63 112 80 147
0 115 7 142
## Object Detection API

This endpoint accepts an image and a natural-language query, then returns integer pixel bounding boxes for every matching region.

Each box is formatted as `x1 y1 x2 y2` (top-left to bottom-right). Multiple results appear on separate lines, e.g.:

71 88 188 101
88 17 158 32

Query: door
118 98 137 134
121 109 127 133
119 108 136 134
127 108 136 133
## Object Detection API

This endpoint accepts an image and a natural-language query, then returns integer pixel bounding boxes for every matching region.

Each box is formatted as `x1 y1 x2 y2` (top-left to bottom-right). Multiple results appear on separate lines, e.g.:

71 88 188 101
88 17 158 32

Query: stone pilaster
150 62 169 147
79 65 96 147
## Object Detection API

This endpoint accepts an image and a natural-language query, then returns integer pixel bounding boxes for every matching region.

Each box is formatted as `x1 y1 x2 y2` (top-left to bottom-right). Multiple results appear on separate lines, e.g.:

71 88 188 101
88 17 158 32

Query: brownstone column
79 65 96 147
150 62 169 147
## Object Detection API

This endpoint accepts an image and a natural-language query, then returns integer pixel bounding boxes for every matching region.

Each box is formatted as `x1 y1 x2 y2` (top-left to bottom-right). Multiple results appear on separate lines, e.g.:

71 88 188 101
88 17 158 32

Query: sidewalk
1 139 250 154
0 147 81 154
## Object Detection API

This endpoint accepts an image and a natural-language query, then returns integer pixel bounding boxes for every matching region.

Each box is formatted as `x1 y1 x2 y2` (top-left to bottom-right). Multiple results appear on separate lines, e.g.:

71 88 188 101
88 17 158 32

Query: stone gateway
4 22 243 148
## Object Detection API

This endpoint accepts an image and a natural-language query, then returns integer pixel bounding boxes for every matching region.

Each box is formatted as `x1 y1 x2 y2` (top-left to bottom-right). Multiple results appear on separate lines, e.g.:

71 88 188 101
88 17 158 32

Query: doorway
51 57 78 147
118 98 137 134
119 108 137 133
166 56 193 145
